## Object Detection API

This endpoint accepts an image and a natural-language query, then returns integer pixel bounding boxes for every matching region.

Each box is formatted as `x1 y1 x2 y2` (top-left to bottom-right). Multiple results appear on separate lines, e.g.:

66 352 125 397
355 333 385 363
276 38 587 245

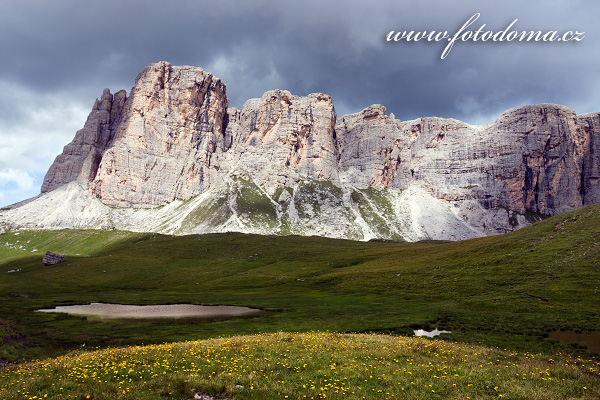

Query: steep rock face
10 62 600 241
224 90 340 194
336 103 595 223
578 112 600 205
489 105 585 215
91 62 229 207
41 88 126 193
336 108 515 236
336 104 408 188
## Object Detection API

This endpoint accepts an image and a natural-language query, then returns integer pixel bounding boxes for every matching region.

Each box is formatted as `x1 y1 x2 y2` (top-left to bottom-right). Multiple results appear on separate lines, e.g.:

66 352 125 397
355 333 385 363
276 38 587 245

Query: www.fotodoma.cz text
386 13 585 59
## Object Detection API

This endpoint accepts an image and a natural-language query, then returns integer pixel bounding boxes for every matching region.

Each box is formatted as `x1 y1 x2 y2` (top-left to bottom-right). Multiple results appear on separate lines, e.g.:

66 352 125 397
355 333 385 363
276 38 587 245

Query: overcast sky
1 0 598 207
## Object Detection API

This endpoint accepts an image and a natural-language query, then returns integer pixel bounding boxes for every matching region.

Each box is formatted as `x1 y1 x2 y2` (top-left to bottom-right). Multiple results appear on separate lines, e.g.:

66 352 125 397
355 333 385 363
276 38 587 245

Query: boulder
43 251 65 266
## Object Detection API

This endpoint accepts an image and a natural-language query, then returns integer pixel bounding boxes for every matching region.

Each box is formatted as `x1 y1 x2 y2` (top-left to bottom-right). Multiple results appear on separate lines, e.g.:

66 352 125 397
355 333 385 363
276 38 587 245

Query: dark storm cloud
2 0 598 118
0 0 599 206
0 1 276 91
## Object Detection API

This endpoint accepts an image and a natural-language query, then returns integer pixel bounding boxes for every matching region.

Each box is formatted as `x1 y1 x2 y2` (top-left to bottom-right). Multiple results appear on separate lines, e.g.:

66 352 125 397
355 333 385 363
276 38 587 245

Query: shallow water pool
37 302 263 320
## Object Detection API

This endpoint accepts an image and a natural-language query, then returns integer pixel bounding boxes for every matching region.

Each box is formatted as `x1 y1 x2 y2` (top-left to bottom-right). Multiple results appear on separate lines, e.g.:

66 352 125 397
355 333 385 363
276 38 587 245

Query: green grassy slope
0 203 599 362
2 332 599 399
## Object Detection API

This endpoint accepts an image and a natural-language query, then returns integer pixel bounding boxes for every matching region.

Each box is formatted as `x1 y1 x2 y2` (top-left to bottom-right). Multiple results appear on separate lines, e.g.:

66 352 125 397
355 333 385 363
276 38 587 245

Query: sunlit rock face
6 62 600 241
90 62 229 207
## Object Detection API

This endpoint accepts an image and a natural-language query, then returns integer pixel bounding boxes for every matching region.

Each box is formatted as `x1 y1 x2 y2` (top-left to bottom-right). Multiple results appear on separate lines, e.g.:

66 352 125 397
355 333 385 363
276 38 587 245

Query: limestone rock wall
578 112 600 205
41 88 126 193
336 104 409 188
224 90 340 194
91 62 229 207
34 61 600 240
336 103 598 218
488 104 585 215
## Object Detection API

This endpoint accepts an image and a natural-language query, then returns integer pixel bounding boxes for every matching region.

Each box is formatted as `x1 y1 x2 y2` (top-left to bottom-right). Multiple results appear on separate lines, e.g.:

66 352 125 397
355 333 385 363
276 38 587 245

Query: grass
351 188 403 240
292 178 345 219
1 332 598 399
0 203 599 397
232 177 278 228
178 194 232 233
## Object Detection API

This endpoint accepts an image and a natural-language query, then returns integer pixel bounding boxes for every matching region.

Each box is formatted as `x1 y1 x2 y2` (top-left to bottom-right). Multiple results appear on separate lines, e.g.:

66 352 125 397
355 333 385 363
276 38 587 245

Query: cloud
0 169 34 191
0 80 90 206
0 168 37 207
0 80 90 170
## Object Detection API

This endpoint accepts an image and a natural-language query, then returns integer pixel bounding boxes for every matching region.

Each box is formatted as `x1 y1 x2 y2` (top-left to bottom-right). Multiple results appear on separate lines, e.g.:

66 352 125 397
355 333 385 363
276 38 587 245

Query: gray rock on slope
43 251 65 266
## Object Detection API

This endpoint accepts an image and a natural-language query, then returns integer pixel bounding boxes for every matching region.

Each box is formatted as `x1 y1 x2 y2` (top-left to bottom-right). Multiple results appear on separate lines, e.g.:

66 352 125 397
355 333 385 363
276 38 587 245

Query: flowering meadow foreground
1 332 598 400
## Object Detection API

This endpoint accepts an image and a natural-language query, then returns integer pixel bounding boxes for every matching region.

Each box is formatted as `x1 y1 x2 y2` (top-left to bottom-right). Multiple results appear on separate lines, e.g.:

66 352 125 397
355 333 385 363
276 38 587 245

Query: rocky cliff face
91 62 229 207
41 88 127 193
489 105 585 215
335 103 600 234
4 61 600 241
225 90 340 193
578 112 600 205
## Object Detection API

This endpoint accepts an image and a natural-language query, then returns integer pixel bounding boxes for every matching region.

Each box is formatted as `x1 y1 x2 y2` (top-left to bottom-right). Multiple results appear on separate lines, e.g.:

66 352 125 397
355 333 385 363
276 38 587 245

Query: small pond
37 303 263 320
549 330 600 353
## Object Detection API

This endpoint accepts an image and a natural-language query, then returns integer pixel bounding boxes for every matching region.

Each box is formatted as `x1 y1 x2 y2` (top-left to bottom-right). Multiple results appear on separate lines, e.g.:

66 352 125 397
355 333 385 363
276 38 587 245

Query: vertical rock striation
41 88 126 193
489 105 584 215
578 112 600 205
91 62 229 207
225 90 340 193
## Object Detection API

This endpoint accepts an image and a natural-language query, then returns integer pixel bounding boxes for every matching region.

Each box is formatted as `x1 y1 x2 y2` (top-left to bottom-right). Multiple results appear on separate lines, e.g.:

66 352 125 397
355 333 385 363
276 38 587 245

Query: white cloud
0 168 37 207
0 80 90 206
0 169 34 191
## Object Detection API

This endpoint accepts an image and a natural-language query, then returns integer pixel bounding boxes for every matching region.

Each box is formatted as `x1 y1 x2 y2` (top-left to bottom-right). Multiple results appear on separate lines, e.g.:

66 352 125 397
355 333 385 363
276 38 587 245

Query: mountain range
1 61 599 241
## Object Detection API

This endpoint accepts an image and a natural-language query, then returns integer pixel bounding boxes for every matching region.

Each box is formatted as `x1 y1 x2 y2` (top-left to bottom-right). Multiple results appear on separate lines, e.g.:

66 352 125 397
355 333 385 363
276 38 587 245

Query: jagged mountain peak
2 62 599 241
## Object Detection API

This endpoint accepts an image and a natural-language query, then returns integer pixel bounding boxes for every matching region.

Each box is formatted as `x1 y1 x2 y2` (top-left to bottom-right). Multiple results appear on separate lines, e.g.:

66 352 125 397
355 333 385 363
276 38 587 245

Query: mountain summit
2 61 599 241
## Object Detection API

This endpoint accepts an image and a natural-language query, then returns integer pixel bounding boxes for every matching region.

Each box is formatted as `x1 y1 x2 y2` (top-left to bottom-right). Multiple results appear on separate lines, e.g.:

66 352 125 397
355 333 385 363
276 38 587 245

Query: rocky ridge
2 61 599 241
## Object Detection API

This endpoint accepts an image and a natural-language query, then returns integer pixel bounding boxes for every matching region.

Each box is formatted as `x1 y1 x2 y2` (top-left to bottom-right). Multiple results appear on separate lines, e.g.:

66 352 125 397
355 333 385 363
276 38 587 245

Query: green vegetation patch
178 194 232 232
351 187 403 240
293 178 344 219
0 229 142 263
357 186 397 217
232 177 278 228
